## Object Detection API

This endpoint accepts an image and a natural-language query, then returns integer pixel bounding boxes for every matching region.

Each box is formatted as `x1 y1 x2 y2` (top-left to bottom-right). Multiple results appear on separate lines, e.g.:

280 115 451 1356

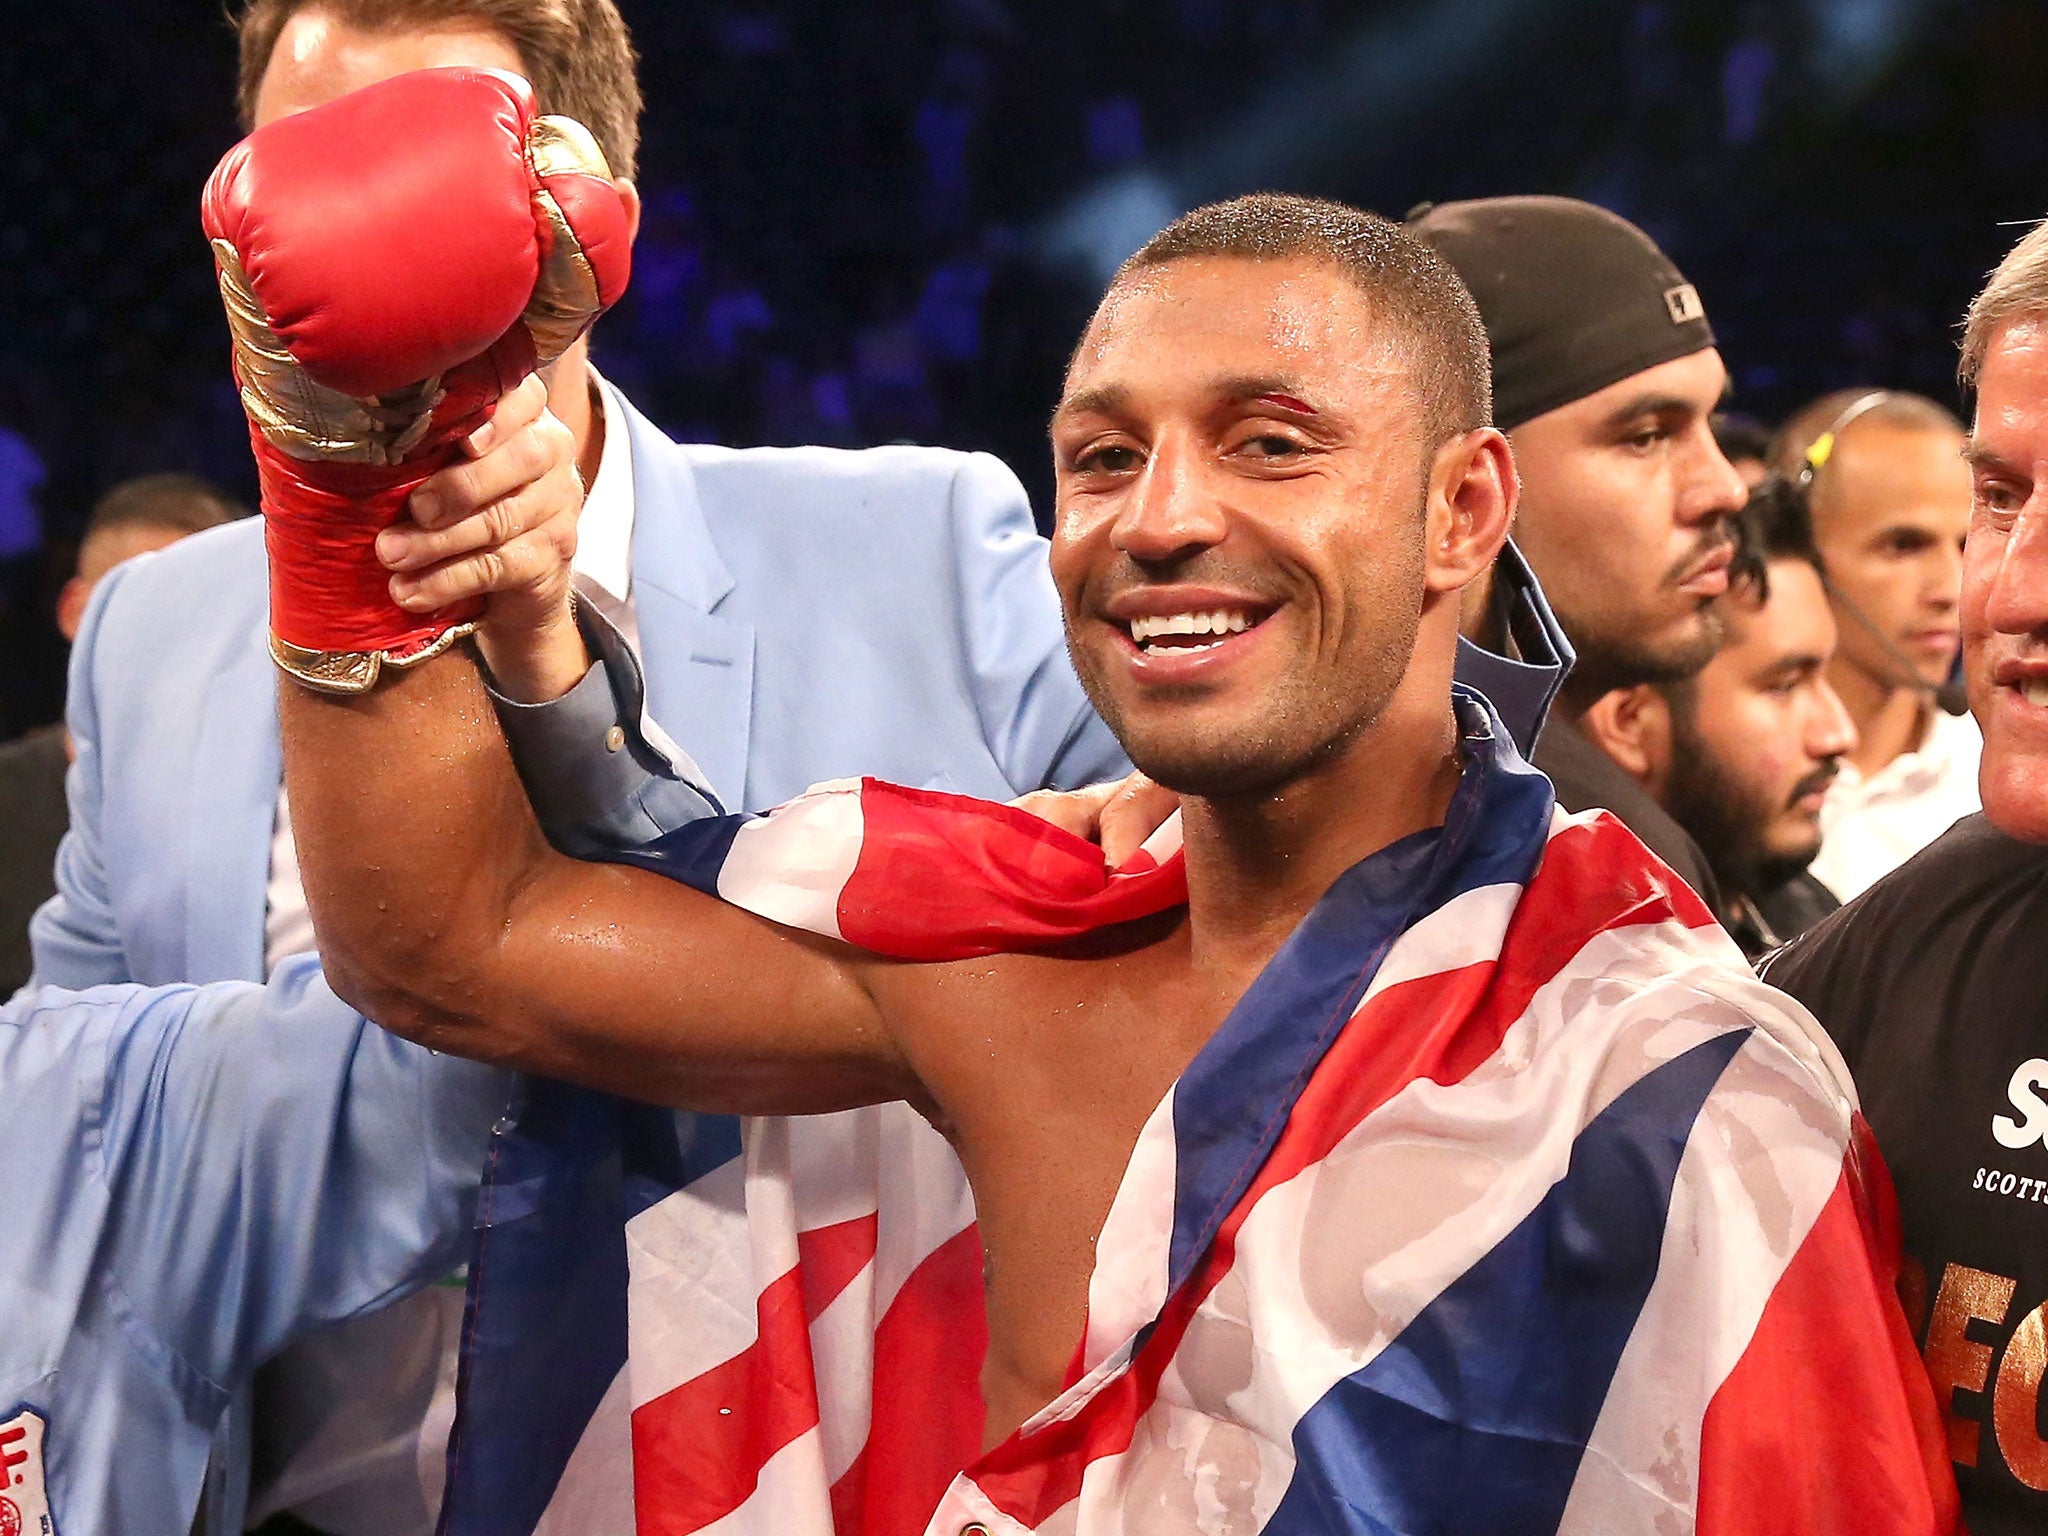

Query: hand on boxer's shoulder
372 374 591 703
1011 771 1178 869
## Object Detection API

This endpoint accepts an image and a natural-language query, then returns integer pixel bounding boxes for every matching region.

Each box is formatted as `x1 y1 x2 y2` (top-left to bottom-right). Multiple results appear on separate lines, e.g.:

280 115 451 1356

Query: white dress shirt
1811 705 1982 903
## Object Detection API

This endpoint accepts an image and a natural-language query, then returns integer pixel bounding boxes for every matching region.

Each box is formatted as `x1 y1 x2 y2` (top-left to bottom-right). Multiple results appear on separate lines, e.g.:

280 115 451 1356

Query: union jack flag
439 693 1955 1535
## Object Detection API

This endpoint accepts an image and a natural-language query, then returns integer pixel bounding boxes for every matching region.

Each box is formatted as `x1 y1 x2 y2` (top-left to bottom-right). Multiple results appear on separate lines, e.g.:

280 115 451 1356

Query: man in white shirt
1772 387 1981 899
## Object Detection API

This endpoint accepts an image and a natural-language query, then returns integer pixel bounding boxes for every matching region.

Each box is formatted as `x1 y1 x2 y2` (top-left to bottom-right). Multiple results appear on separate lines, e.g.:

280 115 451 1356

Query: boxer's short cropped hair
1962 220 2048 388
235 0 642 179
1115 193 1492 449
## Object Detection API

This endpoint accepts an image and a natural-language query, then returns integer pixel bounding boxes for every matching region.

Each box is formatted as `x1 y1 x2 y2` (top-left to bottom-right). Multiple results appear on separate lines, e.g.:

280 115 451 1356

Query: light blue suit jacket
0 964 509 1536
31 393 1126 992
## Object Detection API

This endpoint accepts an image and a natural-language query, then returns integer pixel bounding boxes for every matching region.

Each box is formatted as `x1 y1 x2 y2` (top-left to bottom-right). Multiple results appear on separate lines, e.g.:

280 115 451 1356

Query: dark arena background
2 0 2044 737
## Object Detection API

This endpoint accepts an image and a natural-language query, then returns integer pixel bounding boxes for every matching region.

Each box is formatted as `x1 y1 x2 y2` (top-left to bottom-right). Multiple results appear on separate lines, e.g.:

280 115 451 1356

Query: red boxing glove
201 67 632 691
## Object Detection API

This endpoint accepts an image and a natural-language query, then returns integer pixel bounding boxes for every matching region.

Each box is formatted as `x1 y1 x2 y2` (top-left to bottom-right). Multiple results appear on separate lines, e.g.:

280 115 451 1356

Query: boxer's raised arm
207 70 923 1117
280 655 921 1116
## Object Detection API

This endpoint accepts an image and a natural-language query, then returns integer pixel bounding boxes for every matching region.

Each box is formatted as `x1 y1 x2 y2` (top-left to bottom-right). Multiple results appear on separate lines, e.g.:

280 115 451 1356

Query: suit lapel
185 623 282 983
618 400 756 810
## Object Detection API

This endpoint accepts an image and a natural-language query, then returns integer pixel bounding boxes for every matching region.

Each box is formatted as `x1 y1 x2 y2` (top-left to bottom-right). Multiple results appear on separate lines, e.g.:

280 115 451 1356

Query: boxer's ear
1422 427 1515 597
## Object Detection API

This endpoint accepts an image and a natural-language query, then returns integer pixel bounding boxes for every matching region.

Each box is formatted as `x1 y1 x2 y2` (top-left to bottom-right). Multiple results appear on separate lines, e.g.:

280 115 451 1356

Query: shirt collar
1837 703 1980 796
571 367 636 606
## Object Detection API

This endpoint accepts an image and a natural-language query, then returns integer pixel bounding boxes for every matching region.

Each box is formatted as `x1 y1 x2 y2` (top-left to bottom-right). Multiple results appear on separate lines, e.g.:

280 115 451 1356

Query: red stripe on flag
831 1225 989 1536
1697 1165 1962 1535
630 1261 822 1534
801 1212 880 1316
838 781 1188 961
971 814 1720 1526
629 1214 880 1533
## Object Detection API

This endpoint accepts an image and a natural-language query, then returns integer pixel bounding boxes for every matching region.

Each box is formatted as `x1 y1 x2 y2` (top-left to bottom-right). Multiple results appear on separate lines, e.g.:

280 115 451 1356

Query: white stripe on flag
716 780 866 939
1060 916 1755 1532
863 1101 976 1306
692 1427 837 1536
533 1364 638 1536
1555 1009 1853 1531
625 1155 754 1408
1080 1085 1177 1376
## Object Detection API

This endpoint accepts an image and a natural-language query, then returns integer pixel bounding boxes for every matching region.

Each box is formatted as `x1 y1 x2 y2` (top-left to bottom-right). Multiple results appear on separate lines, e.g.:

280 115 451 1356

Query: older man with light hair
1765 218 2048 1536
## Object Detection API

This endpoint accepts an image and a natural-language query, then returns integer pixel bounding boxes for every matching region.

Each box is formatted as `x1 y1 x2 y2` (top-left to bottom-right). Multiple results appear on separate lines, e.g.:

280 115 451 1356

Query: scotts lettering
1994 1059 2048 1150
1924 1263 2048 1488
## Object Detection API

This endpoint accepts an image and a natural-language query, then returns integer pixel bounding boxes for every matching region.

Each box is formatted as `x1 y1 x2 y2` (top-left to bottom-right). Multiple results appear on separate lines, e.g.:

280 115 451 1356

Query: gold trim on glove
523 116 616 368
270 621 479 695
212 241 442 465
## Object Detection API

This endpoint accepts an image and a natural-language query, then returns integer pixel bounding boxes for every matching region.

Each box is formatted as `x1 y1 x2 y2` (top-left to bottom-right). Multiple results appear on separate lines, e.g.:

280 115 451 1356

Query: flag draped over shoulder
439 691 1957 1536
438 785 1190 1536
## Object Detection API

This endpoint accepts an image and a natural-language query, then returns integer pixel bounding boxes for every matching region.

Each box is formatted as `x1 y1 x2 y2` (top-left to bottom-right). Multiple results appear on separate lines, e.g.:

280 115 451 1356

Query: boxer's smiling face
1050 255 1433 798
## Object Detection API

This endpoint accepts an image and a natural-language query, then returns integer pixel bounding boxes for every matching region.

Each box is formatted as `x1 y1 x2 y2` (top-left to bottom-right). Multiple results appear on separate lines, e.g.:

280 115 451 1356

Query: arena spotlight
1034 0 1558 287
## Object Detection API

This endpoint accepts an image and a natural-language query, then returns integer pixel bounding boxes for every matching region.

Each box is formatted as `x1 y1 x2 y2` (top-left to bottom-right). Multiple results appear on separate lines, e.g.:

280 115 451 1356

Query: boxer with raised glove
202 65 631 692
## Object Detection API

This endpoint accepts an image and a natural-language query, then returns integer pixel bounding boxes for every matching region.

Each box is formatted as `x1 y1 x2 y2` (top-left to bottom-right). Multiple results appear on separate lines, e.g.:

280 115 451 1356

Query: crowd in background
5 2 2048 1532
6 0 2048 741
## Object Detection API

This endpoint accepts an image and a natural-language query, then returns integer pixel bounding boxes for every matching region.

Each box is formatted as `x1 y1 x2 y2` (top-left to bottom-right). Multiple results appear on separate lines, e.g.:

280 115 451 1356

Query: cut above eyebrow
1255 391 1318 416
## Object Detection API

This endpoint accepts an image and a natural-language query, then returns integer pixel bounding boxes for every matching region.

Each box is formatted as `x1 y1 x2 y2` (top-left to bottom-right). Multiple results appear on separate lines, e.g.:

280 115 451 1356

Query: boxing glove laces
201 66 631 691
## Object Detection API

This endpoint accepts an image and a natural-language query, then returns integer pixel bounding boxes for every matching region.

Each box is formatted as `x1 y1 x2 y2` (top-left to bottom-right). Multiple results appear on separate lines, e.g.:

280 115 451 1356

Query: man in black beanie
1412 197 1749 905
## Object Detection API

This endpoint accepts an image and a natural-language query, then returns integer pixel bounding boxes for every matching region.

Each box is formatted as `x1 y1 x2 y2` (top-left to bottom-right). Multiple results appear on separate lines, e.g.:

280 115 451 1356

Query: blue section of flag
602 804 750 895
1261 1028 1750 1536
440 1082 744 1533
1165 690 1554 1295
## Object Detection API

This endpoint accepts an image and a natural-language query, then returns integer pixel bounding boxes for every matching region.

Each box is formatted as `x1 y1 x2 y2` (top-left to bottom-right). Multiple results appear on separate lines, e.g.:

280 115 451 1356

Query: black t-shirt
1764 814 2048 1535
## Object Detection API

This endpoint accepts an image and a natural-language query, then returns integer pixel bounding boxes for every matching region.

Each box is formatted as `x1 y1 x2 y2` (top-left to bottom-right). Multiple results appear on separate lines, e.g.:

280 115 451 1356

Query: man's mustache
1787 761 1840 809
1664 521 1737 588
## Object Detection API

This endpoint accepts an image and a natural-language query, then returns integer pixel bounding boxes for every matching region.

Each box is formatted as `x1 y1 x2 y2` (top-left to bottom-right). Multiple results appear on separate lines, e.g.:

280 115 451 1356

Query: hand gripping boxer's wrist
376 375 594 703
201 65 630 692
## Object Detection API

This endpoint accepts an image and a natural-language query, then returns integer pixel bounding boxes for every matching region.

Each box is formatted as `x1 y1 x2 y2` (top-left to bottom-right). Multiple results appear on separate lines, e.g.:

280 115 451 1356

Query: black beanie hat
1406 196 1714 431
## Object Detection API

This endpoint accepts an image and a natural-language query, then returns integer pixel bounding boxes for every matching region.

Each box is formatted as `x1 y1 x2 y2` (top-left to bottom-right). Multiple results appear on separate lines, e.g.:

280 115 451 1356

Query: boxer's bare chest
876 913 1260 1447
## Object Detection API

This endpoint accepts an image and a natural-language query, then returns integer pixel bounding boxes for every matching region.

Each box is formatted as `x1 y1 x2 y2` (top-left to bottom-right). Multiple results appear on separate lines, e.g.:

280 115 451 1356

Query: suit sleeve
83 959 515 1390
942 452 1129 794
27 563 138 988
491 600 725 857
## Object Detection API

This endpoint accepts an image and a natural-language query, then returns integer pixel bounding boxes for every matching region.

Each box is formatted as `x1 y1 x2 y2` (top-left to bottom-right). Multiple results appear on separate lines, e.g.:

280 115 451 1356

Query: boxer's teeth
1129 610 1253 645
2021 678 2048 707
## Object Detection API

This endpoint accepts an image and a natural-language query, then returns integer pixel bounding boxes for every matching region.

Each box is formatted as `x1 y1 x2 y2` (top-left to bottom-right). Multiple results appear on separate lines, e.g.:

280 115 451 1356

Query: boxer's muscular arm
281 654 927 1118
224 71 919 1116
